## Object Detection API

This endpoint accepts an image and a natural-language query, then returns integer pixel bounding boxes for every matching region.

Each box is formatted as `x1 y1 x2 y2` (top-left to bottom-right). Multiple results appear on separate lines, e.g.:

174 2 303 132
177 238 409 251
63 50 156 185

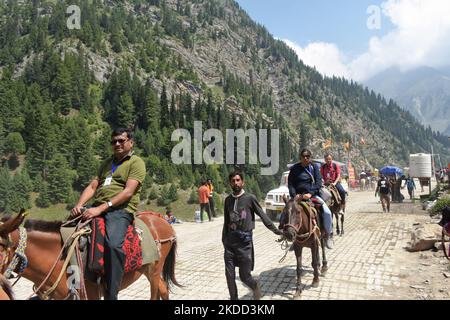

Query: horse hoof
312 280 320 288
293 292 302 299
321 266 328 274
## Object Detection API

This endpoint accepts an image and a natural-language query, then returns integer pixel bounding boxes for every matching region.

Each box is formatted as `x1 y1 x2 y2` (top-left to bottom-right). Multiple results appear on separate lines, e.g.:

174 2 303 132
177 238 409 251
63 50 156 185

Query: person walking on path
207 178 216 218
222 171 283 300
405 176 416 200
375 174 392 213
198 181 211 222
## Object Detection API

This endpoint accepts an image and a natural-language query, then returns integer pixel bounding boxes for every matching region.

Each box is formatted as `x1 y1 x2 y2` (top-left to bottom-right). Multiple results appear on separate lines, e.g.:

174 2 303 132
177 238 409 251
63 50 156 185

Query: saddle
88 217 142 275
328 184 342 205
60 212 160 282
298 200 320 228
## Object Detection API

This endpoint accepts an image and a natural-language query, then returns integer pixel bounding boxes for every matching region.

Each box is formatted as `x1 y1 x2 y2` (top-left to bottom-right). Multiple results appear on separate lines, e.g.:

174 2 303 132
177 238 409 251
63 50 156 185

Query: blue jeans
314 196 333 236
335 183 346 201
103 209 133 300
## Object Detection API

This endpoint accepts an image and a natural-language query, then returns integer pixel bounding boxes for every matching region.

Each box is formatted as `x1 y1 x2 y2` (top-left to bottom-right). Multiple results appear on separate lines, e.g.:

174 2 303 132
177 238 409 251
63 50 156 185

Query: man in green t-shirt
70 128 146 300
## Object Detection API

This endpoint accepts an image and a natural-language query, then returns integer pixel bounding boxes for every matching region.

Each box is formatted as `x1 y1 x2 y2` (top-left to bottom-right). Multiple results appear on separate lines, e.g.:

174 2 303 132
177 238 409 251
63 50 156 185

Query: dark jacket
222 192 277 245
288 162 322 198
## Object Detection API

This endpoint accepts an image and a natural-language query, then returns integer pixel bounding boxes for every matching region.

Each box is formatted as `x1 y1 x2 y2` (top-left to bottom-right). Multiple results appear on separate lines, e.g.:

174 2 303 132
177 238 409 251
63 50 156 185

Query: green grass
138 188 223 222
21 188 225 223
24 193 70 221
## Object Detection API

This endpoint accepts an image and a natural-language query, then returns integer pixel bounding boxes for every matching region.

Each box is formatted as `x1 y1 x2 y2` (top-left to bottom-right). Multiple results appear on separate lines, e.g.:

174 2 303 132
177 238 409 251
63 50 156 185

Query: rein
28 217 92 300
286 201 320 245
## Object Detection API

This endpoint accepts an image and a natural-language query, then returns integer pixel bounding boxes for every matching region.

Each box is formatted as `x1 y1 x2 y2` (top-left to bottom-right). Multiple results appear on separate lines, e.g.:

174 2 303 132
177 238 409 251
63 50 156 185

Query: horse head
0 209 27 274
281 199 303 242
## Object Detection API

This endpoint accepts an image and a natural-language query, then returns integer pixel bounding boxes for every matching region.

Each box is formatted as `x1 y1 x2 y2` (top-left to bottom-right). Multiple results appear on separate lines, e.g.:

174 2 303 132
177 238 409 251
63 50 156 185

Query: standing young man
198 181 211 222
375 174 392 213
223 171 282 300
70 128 146 300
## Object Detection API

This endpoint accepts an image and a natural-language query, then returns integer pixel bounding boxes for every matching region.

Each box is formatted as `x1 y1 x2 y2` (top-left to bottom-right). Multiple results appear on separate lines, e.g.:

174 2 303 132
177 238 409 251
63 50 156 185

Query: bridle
0 221 29 280
283 201 302 236
0 224 14 276
283 200 319 245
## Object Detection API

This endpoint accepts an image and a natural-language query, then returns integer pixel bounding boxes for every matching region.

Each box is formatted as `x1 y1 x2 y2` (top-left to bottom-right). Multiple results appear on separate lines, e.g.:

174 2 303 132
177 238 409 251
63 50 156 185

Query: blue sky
235 0 394 58
234 1 450 81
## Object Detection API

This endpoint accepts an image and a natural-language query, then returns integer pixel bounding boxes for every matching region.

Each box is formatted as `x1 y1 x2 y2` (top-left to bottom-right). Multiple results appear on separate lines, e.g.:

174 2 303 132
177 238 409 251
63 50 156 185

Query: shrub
430 195 450 216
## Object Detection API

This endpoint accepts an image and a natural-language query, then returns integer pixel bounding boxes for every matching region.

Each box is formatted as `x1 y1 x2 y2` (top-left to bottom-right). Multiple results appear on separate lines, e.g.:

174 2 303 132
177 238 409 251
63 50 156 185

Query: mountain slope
365 66 450 135
0 0 449 215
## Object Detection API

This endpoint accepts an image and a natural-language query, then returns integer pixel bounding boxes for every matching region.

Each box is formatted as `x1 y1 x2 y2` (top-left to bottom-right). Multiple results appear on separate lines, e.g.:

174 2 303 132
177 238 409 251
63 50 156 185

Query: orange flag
322 139 332 149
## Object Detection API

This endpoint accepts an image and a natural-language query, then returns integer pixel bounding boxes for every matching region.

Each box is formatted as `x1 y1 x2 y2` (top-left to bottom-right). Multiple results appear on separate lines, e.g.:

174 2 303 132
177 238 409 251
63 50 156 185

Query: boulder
406 223 442 252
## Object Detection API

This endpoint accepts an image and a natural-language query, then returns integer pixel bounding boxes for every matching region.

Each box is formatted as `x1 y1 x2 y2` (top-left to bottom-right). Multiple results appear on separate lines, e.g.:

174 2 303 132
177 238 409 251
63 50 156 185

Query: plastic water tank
409 153 432 178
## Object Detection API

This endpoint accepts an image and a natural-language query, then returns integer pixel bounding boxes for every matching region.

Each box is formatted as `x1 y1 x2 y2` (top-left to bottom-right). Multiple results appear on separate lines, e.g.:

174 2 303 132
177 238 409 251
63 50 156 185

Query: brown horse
280 198 328 298
0 274 13 300
326 184 345 236
0 211 180 300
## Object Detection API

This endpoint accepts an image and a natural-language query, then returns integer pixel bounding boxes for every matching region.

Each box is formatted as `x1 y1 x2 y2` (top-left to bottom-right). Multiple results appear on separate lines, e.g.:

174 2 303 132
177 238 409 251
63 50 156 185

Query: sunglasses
111 138 129 145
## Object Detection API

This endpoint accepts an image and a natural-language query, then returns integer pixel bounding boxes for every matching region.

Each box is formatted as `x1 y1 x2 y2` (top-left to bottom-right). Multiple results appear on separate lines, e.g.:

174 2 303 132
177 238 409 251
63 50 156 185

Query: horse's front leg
340 205 345 236
294 245 303 299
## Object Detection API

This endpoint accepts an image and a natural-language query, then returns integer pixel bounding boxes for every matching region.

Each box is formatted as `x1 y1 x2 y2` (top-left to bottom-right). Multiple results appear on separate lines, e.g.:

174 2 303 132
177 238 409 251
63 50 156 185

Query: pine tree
117 92 135 129
36 181 51 208
0 80 24 132
160 85 171 128
46 154 74 204
167 184 178 202
144 87 160 131
10 170 33 211
25 103 58 179
0 166 13 213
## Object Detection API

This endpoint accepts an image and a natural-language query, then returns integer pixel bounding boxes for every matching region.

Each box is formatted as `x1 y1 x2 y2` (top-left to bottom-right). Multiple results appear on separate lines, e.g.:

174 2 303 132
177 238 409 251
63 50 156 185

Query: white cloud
282 39 351 79
283 0 450 81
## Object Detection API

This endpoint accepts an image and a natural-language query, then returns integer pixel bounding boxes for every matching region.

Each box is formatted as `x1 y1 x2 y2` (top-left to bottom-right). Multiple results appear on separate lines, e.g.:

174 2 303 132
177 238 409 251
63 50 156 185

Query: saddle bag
319 187 332 202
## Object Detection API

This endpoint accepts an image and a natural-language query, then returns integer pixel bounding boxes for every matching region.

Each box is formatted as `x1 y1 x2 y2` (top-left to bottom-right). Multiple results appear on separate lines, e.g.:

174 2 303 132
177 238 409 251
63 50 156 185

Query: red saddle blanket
88 217 143 275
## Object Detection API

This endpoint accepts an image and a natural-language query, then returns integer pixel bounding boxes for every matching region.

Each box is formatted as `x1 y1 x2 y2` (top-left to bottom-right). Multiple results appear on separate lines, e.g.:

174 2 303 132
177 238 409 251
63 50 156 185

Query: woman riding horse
0 211 179 300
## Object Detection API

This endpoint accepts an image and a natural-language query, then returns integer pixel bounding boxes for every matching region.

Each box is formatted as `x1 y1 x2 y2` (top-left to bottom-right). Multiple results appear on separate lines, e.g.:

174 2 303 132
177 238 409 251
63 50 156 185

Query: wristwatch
107 200 113 208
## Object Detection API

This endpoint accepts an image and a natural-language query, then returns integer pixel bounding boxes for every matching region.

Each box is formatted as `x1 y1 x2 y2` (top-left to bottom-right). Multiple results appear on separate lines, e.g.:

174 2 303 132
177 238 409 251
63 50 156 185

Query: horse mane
0 275 14 300
24 219 63 233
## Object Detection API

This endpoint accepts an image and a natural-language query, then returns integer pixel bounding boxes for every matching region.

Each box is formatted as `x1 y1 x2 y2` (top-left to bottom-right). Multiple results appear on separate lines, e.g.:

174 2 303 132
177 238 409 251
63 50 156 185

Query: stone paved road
12 188 449 300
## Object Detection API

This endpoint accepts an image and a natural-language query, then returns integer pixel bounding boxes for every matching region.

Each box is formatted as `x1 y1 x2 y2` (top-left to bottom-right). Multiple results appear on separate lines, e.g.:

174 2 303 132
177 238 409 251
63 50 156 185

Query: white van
264 171 290 221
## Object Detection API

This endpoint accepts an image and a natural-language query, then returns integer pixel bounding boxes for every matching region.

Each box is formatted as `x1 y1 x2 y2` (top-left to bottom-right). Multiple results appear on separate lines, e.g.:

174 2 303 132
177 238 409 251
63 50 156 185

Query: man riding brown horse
320 153 346 235
0 210 179 300
70 128 146 300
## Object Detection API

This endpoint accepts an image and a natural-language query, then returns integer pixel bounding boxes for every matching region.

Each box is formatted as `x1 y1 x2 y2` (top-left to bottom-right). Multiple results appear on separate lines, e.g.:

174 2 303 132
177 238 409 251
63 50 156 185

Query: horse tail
162 239 182 291
0 275 14 300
